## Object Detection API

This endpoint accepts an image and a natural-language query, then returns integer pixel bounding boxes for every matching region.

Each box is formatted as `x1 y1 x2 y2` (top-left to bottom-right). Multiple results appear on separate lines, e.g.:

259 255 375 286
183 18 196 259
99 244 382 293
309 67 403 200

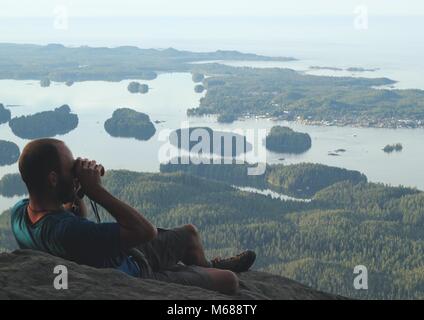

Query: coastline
234 114 424 129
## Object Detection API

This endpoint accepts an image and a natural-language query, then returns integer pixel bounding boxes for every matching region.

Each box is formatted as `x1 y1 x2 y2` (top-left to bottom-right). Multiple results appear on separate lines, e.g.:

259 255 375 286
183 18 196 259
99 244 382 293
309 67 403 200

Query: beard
55 176 76 203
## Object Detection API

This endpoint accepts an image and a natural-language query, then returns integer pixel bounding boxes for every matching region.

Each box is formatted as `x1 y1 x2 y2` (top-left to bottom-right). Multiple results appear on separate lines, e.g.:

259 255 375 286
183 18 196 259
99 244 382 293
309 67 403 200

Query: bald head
19 139 73 197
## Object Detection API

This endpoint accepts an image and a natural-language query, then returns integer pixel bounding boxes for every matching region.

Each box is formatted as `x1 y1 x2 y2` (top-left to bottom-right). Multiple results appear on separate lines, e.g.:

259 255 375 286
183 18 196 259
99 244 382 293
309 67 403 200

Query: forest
3 43 424 128
0 140 20 166
0 169 422 299
265 126 312 154
169 128 252 158
104 108 156 141
188 64 424 128
0 43 294 82
160 160 367 198
0 173 27 197
0 103 11 124
8 105 78 139
127 81 149 94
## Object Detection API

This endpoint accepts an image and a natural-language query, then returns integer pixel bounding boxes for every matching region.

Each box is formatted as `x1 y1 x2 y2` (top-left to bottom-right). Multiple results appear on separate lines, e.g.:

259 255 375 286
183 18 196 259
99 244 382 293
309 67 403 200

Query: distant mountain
0 43 295 82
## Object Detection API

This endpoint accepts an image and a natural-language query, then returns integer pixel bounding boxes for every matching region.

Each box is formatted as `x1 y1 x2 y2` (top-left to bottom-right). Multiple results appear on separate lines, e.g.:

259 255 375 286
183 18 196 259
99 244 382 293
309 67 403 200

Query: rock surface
0 250 345 300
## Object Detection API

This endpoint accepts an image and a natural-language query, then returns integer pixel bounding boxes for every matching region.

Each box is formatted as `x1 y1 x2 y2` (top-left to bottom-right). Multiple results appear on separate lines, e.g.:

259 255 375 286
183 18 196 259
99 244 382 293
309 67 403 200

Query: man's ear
47 171 58 188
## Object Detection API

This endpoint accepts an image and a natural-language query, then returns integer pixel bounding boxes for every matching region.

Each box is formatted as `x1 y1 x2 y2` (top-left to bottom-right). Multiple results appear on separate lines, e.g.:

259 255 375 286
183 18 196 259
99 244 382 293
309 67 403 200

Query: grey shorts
129 227 214 291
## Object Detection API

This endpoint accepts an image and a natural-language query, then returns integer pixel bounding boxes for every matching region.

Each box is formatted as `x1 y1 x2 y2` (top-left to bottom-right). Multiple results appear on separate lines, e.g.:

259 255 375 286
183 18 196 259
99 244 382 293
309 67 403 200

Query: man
11 138 256 295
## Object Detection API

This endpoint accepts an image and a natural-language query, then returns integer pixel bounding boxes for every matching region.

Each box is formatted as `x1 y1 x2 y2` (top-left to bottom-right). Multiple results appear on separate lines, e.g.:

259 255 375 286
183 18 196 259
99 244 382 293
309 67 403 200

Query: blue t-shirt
11 199 140 277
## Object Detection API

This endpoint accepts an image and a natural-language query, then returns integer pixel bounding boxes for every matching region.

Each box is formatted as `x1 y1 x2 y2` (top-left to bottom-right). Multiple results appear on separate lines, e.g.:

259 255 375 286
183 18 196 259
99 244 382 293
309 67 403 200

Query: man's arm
74 159 157 249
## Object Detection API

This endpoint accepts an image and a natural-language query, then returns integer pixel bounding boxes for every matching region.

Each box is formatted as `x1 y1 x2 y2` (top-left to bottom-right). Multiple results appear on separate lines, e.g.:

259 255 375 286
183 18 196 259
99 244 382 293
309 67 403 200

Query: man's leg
144 264 239 295
179 224 210 267
134 224 243 294
135 224 255 272
134 224 209 271
202 267 239 295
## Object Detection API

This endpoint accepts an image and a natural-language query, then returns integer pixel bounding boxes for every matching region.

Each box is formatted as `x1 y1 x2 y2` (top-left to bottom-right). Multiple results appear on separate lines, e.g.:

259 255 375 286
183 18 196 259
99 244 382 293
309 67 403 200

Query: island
40 78 51 87
160 160 367 198
0 173 27 197
192 73 205 83
383 143 403 153
0 140 20 166
187 63 424 129
194 84 205 93
217 113 237 124
0 103 11 124
8 105 78 139
169 127 252 158
346 67 379 72
65 80 74 87
1 43 423 129
104 108 156 141
310 66 378 72
310 66 343 71
127 81 149 94
265 126 311 154
0 44 294 82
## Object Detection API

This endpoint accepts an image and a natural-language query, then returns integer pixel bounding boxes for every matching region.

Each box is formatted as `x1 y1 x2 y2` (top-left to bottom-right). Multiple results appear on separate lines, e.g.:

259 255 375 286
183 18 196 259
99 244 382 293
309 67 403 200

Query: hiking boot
210 250 256 273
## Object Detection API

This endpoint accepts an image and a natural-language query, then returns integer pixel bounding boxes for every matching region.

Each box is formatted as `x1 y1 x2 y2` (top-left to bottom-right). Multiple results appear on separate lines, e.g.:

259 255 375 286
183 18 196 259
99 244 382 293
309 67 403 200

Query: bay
1 73 424 213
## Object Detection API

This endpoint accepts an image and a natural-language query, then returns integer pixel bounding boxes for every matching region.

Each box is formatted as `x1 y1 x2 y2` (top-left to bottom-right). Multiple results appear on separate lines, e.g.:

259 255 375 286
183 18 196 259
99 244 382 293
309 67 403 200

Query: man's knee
183 224 198 236
222 270 239 295
211 270 239 295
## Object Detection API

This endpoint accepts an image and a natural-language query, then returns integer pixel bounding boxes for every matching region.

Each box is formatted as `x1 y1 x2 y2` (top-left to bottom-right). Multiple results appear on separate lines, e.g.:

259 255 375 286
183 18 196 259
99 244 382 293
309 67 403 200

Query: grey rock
0 250 345 300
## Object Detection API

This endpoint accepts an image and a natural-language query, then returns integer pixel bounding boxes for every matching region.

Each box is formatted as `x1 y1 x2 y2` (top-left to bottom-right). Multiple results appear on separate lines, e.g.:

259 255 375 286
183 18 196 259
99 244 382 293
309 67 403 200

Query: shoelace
213 252 246 264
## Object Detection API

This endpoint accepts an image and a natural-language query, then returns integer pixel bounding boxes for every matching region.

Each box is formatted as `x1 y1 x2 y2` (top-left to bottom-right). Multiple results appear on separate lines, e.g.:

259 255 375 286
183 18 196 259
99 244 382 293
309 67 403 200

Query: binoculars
73 162 105 199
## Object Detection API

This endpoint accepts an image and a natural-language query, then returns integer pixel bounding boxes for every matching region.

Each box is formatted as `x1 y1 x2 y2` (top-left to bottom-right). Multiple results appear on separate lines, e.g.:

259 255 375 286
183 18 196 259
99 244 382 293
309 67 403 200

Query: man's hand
73 158 104 201
73 157 157 248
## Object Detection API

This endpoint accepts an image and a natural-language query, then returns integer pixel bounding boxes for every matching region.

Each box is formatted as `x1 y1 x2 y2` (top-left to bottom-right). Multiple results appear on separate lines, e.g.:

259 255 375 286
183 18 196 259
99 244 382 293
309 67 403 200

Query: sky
1 0 424 17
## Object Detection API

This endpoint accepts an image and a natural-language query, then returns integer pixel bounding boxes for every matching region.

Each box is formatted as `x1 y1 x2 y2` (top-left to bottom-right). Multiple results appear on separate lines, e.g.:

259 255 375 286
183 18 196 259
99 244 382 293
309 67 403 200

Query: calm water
235 186 311 202
0 74 203 211
1 73 424 213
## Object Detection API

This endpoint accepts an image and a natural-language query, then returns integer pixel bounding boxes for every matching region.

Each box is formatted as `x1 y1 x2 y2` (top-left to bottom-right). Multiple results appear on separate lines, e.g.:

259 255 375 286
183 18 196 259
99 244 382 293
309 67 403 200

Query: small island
170 127 252 157
104 108 156 140
217 113 237 124
383 143 403 153
65 80 74 87
9 105 78 139
0 103 11 124
192 73 205 83
127 81 149 94
265 126 312 154
310 66 343 71
346 67 379 72
310 66 378 72
0 140 20 166
40 78 51 87
194 84 205 93
0 173 27 197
